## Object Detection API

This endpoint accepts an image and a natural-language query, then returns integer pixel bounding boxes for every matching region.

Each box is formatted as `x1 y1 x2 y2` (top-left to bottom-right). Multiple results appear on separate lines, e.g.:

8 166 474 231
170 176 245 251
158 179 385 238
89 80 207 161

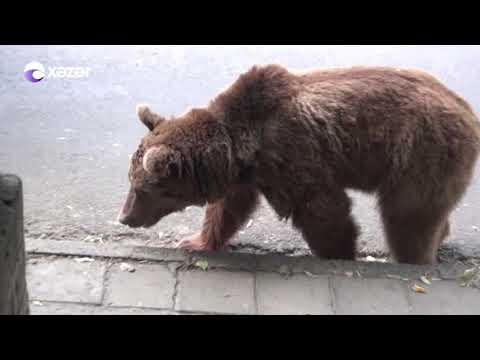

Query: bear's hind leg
379 129 478 264
440 220 450 243
379 181 459 265
292 190 359 260
381 209 448 265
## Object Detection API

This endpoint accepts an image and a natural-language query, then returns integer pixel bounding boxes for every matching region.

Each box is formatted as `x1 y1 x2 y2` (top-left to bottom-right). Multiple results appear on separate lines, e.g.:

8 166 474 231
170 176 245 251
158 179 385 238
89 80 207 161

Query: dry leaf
278 265 291 277
246 219 253 228
195 260 209 271
420 276 431 285
460 267 479 287
119 262 136 272
411 284 427 294
74 257 94 263
462 268 477 280
84 235 102 243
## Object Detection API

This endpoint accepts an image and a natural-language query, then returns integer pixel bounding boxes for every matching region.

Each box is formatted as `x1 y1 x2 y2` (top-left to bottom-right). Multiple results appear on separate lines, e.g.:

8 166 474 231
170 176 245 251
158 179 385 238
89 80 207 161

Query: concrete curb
26 238 478 284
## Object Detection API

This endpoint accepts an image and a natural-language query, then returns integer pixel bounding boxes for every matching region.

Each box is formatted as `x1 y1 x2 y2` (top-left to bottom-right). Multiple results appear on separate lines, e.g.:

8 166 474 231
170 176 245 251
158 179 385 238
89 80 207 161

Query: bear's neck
183 65 298 203
209 65 298 168
181 119 239 204
210 64 297 123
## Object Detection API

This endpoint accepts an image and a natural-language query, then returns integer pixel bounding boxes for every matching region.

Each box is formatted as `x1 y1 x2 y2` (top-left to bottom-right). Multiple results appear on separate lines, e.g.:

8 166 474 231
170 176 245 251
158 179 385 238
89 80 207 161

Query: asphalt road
1 45 480 258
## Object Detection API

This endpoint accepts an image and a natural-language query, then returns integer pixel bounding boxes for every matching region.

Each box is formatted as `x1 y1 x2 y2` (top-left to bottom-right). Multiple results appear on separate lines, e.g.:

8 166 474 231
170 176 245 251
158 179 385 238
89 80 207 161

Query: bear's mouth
141 220 159 228
140 208 177 228
119 205 188 229
117 212 158 228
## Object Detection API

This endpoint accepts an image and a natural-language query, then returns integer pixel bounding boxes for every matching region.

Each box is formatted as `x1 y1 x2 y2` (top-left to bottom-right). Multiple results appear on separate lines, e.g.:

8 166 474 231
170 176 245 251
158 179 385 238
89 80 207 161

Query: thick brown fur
118 65 480 264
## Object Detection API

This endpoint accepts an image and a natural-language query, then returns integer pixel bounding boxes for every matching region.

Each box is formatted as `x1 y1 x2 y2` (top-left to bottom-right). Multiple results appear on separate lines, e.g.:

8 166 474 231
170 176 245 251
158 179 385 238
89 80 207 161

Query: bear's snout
117 188 145 227
117 209 142 228
116 211 131 226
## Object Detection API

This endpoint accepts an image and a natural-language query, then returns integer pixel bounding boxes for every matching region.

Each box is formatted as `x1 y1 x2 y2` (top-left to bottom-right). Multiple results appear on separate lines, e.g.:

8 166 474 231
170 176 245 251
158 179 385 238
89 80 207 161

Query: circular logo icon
24 62 46 83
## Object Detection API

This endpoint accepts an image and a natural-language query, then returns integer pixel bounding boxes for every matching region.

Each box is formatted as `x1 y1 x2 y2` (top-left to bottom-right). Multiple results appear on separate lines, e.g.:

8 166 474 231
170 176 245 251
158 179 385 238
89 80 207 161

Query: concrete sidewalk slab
105 263 175 309
256 272 333 315
332 277 410 315
27 257 106 304
176 270 256 314
409 281 480 315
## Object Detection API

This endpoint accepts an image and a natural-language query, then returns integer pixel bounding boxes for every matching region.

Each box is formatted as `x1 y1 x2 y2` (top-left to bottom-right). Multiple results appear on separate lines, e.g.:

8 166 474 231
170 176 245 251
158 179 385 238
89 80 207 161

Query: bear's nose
117 212 129 225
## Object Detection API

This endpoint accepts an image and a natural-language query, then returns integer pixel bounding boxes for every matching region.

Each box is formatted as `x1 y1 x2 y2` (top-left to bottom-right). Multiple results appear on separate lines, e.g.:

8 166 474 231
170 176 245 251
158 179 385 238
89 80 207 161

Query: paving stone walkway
25 239 480 315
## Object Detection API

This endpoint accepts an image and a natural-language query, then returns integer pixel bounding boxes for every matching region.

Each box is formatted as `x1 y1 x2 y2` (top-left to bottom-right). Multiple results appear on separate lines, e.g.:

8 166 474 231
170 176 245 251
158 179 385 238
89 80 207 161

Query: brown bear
118 64 480 265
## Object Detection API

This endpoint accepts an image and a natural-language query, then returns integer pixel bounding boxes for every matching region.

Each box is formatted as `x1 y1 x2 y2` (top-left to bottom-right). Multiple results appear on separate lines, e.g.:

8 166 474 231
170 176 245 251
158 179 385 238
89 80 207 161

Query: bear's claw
176 233 211 251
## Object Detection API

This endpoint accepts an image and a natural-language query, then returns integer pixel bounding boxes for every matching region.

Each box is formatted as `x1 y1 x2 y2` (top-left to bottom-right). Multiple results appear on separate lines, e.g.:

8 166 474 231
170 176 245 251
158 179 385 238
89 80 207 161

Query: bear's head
117 104 201 228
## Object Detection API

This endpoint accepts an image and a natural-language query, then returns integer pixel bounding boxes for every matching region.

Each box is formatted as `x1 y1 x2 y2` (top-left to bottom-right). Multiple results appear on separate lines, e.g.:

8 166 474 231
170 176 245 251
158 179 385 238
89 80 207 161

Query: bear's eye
161 189 178 198
135 188 149 197
145 177 161 187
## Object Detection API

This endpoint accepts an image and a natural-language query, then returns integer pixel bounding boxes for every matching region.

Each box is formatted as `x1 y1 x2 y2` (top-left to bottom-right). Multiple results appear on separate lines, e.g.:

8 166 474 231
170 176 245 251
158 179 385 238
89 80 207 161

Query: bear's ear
136 104 165 131
142 145 182 178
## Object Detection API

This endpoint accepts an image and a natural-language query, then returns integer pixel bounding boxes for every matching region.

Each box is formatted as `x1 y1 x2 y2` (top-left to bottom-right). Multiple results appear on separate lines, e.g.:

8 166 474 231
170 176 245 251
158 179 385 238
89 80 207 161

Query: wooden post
0 174 29 315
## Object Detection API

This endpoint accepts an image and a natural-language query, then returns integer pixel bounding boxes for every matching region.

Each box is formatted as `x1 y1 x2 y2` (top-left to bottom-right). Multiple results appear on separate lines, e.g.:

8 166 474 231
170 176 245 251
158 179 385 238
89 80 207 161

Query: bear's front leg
292 189 359 260
176 184 259 252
